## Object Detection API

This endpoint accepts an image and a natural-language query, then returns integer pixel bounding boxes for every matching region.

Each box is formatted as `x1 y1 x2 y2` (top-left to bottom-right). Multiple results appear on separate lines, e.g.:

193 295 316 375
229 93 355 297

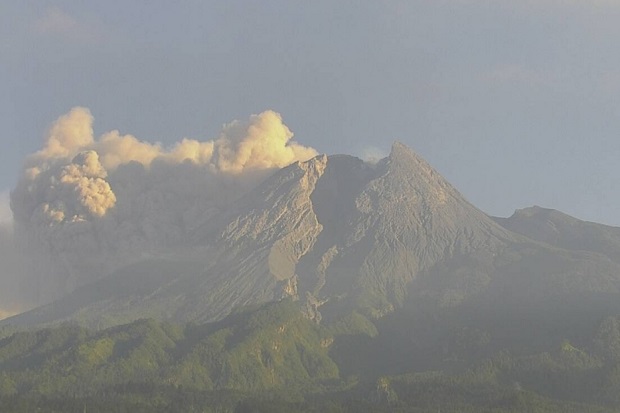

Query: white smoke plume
360 146 387 164
10 108 318 305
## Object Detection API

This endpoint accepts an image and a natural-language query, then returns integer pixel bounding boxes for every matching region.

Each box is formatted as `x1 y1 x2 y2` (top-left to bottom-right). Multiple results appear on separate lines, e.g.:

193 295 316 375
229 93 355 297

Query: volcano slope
6 143 620 411
5 142 620 331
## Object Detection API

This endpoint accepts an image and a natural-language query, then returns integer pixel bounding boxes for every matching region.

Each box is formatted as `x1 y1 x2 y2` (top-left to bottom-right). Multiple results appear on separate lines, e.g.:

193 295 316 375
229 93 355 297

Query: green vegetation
4 299 620 412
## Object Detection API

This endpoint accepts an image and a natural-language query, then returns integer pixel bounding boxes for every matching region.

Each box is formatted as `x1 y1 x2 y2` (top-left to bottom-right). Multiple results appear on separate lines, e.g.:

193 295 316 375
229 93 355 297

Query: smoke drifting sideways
9 107 318 307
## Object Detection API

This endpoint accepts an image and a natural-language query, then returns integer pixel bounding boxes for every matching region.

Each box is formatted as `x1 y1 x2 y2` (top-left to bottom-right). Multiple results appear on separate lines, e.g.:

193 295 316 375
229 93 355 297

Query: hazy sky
2 0 620 225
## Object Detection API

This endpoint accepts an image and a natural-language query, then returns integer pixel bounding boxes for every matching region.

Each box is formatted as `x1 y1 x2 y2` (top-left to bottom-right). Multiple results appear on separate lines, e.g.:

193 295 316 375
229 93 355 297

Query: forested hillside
3 299 620 412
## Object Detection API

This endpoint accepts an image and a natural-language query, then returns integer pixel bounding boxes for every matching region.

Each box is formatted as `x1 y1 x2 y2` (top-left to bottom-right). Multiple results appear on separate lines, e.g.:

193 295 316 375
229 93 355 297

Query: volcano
6 143 620 328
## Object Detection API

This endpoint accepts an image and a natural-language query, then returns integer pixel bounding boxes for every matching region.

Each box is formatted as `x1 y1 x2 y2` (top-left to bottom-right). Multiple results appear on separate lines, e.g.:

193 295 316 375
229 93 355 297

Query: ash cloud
10 108 317 306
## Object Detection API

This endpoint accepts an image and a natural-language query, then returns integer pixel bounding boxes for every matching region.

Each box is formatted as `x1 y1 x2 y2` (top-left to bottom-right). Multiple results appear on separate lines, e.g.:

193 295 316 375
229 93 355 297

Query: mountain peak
297 153 328 171
389 141 424 163
511 206 576 224
390 140 410 153
513 205 555 218
387 141 443 181
4 141 521 327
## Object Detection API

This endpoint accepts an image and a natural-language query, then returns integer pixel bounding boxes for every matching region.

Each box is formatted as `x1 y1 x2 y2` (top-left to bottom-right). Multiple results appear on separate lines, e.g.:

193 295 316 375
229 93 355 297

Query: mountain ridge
5 143 620 329
494 205 620 264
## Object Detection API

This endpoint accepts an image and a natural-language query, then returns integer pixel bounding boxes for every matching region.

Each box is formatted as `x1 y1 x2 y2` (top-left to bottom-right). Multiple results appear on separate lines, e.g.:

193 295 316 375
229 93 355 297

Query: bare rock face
8 143 620 328
181 155 329 321
189 142 520 322
293 143 518 319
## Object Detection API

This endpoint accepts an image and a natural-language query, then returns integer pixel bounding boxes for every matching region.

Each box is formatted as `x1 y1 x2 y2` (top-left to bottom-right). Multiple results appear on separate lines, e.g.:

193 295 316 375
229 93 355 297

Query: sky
2 0 620 225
